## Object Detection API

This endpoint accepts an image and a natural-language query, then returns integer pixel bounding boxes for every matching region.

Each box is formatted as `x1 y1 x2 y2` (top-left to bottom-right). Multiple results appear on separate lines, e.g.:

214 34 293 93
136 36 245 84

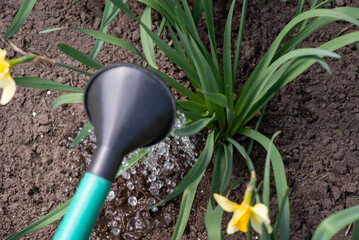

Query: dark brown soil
1 0 359 239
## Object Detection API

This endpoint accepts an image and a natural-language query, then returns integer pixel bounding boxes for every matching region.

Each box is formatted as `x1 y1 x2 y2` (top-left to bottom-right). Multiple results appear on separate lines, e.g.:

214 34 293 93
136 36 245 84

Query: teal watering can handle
53 172 111 240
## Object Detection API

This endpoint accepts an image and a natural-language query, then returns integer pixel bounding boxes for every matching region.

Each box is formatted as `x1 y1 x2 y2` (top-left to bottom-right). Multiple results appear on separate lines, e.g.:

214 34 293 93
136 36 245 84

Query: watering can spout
84 63 176 181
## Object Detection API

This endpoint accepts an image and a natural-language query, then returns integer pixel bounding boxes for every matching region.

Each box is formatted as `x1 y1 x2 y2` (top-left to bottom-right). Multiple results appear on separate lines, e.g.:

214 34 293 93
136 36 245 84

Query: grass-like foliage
4 0 359 239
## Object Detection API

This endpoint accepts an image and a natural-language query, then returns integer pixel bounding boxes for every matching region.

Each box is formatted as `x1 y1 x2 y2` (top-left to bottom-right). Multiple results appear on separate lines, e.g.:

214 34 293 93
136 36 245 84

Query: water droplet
128 196 138 206
151 207 158 212
111 220 117 228
147 197 156 205
111 228 120 236
106 191 115 201
127 181 134 191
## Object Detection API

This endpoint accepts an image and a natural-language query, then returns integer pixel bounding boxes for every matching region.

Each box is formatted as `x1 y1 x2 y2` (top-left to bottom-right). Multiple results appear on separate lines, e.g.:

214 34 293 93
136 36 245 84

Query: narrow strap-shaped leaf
150 68 204 103
192 0 203 27
260 224 271 240
91 0 127 59
69 122 94 149
223 0 236 107
202 0 219 69
115 148 149 178
263 132 281 209
152 130 215 207
55 62 92 76
57 43 104 70
176 100 208 115
296 0 305 16
14 77 84 92
238 128 290 240
140 6 157 68
233 0 247 80
110 0 198 80
103 5 123 27
271 187 290 239
210 145 225 199
312 205 359 240
199 90 231 109
205 202 225 240
226 137 254 173
222 143 233 193
51 93 84 110
72 27 147 62
352 218 359 240
4 199 71 240
4 0 37 40
173 114 216 136
171 174 202 240
40 26 146 62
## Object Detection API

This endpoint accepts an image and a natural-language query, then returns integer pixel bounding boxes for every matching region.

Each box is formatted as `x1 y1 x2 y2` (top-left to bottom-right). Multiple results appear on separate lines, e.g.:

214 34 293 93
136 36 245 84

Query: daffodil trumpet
214 171 272 235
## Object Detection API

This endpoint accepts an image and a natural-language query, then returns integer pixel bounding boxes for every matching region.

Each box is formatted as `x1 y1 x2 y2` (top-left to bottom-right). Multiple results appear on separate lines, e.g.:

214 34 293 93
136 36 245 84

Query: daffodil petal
213 194 240 213
250 203 272 234
0 49 7 61
1 75 16 105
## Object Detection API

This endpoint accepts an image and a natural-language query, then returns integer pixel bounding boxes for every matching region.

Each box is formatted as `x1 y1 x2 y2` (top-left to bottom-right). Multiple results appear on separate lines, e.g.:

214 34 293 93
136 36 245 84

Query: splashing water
60 112 204 239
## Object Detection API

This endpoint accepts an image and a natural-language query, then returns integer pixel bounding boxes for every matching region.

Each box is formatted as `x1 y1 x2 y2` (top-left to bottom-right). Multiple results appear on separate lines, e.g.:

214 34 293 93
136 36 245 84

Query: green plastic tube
53 172 111 240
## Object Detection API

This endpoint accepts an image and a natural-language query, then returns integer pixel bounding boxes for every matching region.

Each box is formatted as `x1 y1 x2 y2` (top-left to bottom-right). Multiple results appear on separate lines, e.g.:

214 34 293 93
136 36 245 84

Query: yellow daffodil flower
0 49 16 105
214 193 272 235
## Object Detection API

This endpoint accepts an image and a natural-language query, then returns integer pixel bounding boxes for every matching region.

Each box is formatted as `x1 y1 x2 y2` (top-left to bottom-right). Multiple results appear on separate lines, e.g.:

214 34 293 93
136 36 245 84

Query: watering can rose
214 193 272 235
0 49 16 105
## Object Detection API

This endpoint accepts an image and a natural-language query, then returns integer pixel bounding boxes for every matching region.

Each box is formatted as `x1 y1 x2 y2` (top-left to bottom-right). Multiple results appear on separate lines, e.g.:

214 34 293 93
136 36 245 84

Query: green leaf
260 224 271 240
152 130 215 207
205 203 225 240
40 27 146 62
91 0 126 60
263 131 281 210
150 68 204 103
223 0 236 106
57 43 104 70
115 148 149 178
140 6 157 68
271 187 290 239
176 100 208 115
192 0 203 27
202 0 219 70
55 62 92 76
233 0 247 80
4 199 71 240
226 137 255 173
171 175 202 240
352 217 359 240
4 0 37 40
51 93 84 110
312 205 359 240
173 114 215 136
238 128 290 240
69 122 94 149
14 77 84 92
199 91 231 109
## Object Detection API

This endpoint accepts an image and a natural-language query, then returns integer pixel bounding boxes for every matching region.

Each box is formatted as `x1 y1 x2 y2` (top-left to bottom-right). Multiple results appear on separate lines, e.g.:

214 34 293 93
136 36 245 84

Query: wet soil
1 0 359 239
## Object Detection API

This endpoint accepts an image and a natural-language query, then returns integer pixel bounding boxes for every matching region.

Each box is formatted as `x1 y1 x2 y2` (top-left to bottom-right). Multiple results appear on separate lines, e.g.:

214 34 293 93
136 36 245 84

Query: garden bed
1 0 359 239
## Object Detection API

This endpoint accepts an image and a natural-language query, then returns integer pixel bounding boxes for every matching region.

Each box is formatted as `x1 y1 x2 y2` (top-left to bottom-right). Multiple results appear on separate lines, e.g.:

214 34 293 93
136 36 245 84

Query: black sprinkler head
84 63 176 181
